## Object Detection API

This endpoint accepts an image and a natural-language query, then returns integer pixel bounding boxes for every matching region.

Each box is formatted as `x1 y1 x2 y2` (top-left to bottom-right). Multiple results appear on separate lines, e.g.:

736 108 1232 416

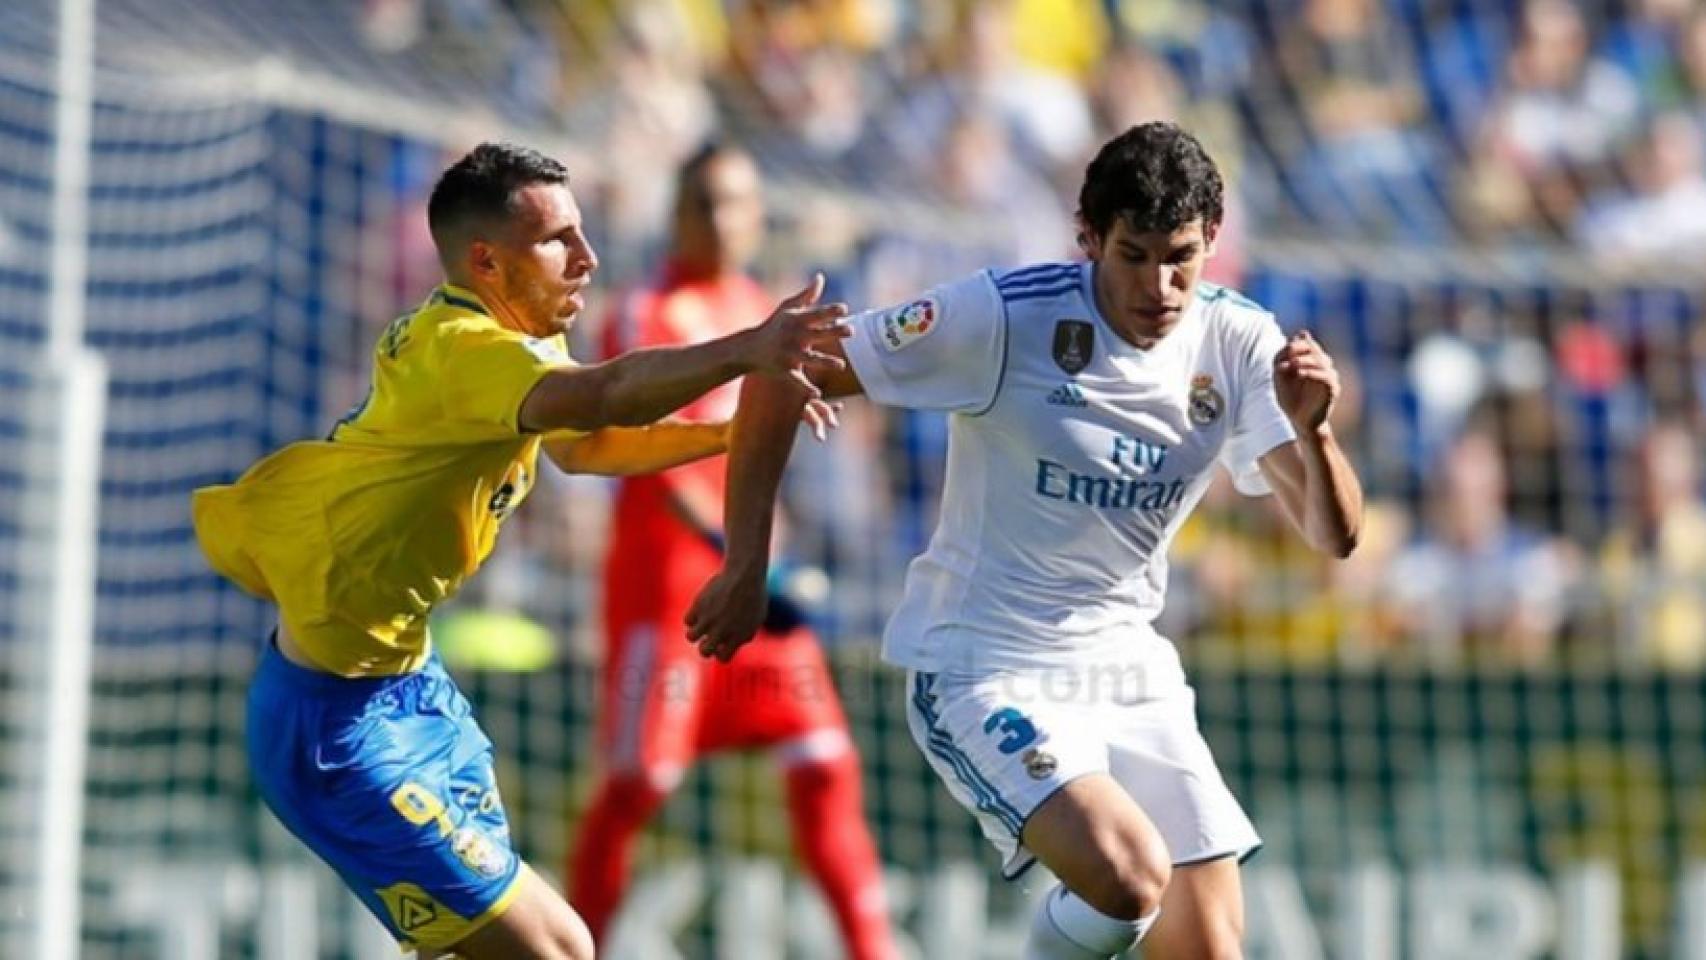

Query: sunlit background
3 0 1706 956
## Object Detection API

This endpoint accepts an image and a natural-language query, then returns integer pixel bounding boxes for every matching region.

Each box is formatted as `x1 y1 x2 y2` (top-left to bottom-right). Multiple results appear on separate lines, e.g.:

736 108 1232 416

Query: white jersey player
688 122 1364 960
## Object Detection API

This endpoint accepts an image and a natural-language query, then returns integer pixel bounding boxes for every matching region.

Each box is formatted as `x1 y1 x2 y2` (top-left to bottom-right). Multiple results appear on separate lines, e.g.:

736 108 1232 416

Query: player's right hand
685 566 769 662
746 273 850 396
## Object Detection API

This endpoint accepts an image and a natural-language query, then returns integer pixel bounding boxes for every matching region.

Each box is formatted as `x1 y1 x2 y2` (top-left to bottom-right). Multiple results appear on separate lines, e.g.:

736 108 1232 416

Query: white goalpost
19 0 106 957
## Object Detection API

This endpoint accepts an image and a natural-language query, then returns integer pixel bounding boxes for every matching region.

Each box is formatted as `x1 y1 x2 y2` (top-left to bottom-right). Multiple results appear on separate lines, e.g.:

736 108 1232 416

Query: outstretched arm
518 275 847 433
686 338 864 661
544 421 727 476
543 400 840 476
1258 331 1363 558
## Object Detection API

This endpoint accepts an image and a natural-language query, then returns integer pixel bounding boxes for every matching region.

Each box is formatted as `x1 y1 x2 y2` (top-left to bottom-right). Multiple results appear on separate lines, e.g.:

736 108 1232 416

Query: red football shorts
597 606 852 780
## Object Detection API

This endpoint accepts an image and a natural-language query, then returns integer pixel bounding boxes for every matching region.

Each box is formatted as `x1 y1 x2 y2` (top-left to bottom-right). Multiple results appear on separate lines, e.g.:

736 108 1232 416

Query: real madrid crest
1052 320 1094 374
1189 373 1224 425
1022 747 1059 781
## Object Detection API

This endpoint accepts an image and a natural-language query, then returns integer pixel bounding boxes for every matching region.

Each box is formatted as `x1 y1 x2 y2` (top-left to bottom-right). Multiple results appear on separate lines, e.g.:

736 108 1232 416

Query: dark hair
427 142 570 256
1077 122 1223 240
674 139 750 210
679 140 732 188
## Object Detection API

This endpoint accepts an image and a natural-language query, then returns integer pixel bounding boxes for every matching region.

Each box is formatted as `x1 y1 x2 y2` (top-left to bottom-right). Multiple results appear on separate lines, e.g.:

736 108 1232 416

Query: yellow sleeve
435 322 569 435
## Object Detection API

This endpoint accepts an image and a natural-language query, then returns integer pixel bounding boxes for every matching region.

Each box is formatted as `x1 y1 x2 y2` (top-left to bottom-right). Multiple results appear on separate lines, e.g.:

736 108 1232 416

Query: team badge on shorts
1052 320 1094 374
451 826 509 879
1189 373 1225 425
1023 747 1059 780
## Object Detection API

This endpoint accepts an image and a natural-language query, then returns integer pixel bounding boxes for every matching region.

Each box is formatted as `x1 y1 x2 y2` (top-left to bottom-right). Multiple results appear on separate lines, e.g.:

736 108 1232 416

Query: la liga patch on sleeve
881 297 939 352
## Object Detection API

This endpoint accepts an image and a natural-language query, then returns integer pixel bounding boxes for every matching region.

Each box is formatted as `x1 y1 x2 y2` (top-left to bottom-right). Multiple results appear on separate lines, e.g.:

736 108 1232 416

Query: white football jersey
842 261 1296 677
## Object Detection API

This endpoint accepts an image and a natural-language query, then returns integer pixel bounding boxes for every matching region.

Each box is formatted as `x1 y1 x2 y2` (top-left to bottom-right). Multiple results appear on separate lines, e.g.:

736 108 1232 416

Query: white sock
1024 884 1159 959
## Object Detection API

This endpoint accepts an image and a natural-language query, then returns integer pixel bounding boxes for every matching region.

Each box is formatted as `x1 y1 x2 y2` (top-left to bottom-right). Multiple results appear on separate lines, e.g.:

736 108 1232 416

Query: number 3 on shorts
983 708 1038 755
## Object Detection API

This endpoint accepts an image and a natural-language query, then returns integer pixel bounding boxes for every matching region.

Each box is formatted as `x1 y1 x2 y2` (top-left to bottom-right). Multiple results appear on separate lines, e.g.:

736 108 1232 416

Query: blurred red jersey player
569 143 897 960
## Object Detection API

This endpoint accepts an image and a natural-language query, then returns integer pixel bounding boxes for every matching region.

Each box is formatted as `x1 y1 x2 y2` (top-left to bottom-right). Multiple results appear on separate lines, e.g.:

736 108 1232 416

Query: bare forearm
722 373 809 577
545 421 727 476
1296 426 1363 558
522 330 755 432
596 332 757 425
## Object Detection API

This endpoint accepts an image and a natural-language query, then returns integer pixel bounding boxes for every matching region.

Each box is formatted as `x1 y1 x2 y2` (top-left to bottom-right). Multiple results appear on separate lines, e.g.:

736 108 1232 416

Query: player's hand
685 567 769 662
1273 331 1339 434
710 397 838 447
746 273 850 396
800 398 842 442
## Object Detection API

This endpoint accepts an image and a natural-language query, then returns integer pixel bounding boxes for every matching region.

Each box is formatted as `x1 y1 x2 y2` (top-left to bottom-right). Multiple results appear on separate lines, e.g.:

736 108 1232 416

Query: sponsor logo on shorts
451 826 509 880
378 882 463 940
882 297 938 351
1023 747 1058 780
396 892 438 932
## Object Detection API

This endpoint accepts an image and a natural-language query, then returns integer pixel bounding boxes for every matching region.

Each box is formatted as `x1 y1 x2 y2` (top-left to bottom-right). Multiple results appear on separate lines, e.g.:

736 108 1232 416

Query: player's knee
1115 854 1171 921
1082 847 1170 921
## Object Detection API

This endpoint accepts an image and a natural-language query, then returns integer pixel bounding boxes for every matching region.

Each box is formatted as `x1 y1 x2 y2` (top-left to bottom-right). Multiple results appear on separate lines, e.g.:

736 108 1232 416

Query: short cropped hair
1077 122 1224 240
677 140 737 194
427 142 570 259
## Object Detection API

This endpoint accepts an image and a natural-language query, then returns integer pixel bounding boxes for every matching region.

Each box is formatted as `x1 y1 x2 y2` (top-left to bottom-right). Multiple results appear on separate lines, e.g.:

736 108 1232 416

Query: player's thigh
1020 773 1173 920
906 669 1124 880
1142 854 1245 960
1106 687 1260 868
249 656 530 952
438 864 594 960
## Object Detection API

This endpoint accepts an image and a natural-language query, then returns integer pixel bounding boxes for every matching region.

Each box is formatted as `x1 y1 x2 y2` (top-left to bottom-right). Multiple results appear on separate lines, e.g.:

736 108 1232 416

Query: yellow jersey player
192 142 847 960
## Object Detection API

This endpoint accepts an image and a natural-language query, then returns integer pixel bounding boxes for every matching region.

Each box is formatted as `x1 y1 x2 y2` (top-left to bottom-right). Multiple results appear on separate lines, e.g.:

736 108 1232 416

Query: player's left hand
685 567 768 662
1273 331 1339 433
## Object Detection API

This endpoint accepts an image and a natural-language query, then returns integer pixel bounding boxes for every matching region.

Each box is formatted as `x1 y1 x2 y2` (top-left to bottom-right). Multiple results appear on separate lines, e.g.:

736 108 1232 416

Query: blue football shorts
247 639 524 949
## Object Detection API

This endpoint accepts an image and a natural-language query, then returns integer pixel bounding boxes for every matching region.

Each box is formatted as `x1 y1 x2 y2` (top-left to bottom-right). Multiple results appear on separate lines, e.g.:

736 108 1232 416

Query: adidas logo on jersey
1046 382 1089 407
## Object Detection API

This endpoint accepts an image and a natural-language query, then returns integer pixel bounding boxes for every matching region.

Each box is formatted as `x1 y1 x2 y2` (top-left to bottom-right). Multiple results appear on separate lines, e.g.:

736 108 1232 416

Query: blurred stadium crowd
339 0 1706 671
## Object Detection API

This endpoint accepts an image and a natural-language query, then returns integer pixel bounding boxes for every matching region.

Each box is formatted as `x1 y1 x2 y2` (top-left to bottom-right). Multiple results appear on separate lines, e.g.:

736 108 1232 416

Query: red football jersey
602 264 772 623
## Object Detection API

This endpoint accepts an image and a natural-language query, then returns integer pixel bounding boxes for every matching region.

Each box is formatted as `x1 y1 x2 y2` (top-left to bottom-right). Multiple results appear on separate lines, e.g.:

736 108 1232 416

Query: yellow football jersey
192 285 582 677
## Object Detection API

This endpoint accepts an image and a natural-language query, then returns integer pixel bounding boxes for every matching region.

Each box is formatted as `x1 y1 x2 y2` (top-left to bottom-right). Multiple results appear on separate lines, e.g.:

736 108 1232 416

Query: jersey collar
433 284 490 317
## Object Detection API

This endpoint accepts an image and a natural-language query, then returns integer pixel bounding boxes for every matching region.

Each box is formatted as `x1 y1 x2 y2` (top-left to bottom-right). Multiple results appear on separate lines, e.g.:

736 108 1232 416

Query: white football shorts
904 665 1261 878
